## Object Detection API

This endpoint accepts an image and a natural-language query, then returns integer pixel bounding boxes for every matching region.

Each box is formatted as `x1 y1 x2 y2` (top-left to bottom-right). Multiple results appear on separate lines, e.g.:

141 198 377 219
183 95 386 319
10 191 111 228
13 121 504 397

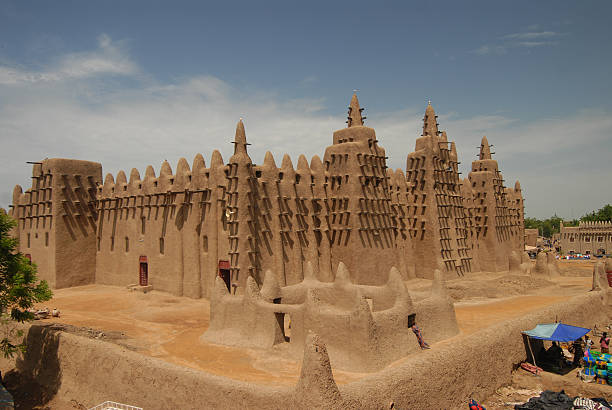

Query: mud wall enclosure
1 291 607 409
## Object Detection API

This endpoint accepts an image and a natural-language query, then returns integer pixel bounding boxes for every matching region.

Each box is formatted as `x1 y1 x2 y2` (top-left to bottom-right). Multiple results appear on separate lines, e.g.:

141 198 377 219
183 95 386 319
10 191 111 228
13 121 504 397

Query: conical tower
322 93 402 284
226 120 264 292
405 101 472 278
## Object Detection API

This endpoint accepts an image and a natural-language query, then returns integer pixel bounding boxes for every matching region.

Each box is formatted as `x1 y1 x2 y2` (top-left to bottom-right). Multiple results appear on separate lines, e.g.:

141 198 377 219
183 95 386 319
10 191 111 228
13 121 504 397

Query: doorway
139 256 148 286
218 260 231 292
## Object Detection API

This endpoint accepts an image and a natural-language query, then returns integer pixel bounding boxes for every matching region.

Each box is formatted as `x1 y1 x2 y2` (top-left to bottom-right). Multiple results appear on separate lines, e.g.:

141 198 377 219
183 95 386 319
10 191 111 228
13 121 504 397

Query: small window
125 237 129 252
141 218 146 234
27 233 31 248
295 174 301 184
255 170 262 178
585 237 590 242
160 238 165 254
598 236 603 242
203 235 208 252
45 232 49 247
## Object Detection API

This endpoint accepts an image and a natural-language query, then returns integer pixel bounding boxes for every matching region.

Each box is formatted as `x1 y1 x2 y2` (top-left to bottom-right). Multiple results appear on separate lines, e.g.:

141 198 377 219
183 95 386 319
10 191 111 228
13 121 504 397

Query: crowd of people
541 332 611 370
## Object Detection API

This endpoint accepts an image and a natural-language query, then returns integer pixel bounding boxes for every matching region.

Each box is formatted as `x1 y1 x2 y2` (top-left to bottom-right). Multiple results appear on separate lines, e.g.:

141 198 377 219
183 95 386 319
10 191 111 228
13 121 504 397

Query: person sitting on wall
411 321 430 350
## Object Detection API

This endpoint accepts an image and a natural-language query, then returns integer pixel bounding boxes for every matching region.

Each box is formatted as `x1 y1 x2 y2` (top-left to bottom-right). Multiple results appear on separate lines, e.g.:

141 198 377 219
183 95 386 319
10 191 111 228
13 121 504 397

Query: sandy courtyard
31 259 596 387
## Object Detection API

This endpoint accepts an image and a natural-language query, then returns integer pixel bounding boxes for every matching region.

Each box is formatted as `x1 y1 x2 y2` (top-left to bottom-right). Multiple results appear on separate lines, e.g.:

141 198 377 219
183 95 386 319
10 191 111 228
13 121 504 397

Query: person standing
600 332 610 354
570 338 584 367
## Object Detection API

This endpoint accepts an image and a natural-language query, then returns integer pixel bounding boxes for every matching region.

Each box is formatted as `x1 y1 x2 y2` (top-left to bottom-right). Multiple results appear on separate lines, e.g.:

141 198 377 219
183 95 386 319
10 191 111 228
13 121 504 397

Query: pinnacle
479 136 491 160
347 93 364 127
423 101 439 137
233 119 248 154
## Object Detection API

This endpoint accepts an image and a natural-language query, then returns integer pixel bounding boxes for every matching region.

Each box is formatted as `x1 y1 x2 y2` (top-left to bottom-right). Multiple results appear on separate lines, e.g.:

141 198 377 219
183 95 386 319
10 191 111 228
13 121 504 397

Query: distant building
559 221 612 255
525 228 538 247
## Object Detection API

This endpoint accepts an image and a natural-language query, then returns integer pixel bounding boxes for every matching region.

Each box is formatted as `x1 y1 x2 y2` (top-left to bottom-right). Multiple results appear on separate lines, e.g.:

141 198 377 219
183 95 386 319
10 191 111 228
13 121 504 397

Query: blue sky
1 0 611 218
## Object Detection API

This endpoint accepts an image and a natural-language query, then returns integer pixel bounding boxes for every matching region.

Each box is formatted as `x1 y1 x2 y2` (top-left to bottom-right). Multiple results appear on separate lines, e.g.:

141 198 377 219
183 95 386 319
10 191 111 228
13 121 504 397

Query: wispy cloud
502 31 559 40
0 34 609 221
472 28 565 55
0 34 137 85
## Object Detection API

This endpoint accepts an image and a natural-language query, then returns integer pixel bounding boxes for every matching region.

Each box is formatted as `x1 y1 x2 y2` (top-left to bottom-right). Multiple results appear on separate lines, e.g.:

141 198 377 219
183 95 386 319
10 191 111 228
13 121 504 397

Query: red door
139 256 148 286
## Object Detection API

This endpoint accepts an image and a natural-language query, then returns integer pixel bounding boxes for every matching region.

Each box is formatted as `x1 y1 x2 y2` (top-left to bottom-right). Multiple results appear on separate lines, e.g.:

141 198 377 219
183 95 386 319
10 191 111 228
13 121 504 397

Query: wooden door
139 256 148 286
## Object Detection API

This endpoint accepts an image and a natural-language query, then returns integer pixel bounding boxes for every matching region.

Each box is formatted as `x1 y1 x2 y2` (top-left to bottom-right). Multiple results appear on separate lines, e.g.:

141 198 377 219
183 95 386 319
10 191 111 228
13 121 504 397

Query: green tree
581 204 612 222
0 210 52 358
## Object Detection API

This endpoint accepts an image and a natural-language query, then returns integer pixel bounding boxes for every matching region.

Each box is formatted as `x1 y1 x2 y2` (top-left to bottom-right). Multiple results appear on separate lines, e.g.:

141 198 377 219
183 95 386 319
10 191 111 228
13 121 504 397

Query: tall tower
226 120 265 292
11 159 102 288
405 102 473 278
322 94 402 284
468 136 514 271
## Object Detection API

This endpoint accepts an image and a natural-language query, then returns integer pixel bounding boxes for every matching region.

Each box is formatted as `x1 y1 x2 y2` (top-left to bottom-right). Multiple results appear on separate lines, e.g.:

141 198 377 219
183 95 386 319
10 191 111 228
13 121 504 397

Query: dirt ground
13 259 604 408
482 359 612 409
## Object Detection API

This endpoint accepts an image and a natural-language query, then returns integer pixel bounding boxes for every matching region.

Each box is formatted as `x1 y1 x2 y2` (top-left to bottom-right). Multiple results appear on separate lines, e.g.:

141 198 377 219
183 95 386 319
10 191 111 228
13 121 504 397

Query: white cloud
471 45 507 55
473 28 564 55
502 31 559 40
1 35 609 222
0 34 137 85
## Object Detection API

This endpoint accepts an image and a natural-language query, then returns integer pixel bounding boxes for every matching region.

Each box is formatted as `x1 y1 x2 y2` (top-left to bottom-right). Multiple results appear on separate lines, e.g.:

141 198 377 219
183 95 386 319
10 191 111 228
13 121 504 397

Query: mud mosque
7 93 525 294
6 94 525 365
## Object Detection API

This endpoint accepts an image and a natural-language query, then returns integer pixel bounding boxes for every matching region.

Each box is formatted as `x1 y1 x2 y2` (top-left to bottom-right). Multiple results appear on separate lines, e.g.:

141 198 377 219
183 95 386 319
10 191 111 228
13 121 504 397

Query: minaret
479 136 492 160
423 101 439 137
322 93 400 284
347 93 364 127
406 101 472 278
226 119 263 293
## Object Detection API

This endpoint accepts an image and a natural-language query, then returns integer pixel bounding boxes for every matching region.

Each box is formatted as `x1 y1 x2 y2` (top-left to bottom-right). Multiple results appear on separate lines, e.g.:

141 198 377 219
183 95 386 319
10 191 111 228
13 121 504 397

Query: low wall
0 291 608 409
342 290 610 408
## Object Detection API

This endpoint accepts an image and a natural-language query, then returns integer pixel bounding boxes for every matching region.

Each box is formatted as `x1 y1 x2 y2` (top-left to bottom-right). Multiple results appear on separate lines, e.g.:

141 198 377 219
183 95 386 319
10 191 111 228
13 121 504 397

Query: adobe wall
1 291 606 409
10 159 102 288
94 152 229 298
342 290 609 409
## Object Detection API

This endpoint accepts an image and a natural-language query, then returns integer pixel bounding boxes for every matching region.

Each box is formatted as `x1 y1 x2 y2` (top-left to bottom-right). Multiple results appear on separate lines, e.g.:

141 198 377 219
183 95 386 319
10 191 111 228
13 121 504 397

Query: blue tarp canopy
522 323 590 342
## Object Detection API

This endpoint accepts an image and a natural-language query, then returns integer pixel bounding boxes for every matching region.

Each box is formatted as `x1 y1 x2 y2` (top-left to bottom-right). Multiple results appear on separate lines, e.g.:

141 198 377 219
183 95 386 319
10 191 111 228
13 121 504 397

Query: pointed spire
297 154 310 172
479 136 491 160
160 160 173 176
423 101 439 137
144 165 156 180
309 155 324 171
347 93 364 127
514 180 521 191
281 154 294 171
129 168 141 185
116 170 127 185
192 153 206 174
233 119 248 155
210 150 224 167
263 151 277 168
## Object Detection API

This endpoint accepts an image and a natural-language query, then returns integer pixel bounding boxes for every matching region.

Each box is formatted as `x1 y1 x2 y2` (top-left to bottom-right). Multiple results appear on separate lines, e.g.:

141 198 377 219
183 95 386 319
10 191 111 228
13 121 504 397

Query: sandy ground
24 260 594 391
481 367 612 409
11 259 601 409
